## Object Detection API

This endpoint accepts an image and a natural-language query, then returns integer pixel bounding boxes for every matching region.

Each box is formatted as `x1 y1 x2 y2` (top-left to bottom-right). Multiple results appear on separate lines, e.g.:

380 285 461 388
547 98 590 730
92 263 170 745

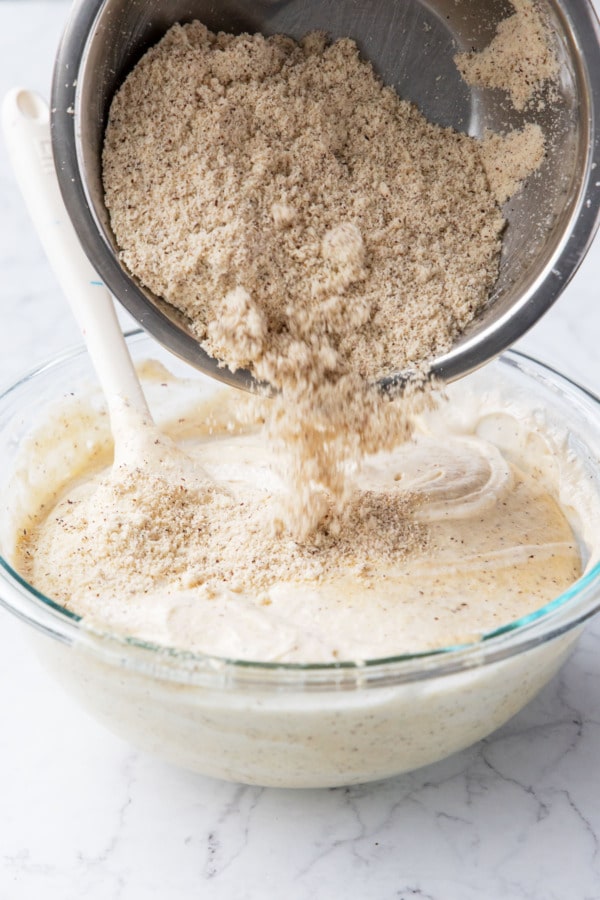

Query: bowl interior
2 334 600 682
52 0 598 383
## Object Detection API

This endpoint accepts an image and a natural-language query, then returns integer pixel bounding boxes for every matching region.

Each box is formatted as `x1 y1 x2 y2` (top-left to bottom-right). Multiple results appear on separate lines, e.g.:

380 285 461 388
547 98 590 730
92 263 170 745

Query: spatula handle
2 87 149 416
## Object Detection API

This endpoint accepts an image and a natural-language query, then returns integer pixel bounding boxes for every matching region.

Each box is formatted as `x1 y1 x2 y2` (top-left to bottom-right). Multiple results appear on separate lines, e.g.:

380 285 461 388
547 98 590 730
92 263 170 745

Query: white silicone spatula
3 87 217 490
2 88 149 416
2 88 216 480
2 88 213 483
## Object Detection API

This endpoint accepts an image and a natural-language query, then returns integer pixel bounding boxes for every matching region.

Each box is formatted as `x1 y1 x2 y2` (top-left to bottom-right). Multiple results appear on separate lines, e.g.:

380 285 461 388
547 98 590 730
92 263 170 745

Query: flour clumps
455 0 558 111
481 124 546 204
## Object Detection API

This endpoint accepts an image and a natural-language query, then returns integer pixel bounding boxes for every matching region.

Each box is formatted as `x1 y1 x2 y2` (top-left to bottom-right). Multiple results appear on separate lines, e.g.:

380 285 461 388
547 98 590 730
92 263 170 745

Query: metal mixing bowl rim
50 0 600 389
0 336 600 690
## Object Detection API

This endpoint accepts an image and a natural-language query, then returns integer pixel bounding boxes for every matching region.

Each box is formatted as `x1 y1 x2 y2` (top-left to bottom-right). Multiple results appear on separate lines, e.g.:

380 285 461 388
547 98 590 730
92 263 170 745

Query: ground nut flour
102 21 548 537
103 24 506 381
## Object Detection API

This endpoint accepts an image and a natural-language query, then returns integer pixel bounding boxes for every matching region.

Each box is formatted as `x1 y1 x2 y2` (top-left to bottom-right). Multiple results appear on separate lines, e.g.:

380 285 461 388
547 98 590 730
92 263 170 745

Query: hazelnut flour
102 18 551 538
103 24 506 384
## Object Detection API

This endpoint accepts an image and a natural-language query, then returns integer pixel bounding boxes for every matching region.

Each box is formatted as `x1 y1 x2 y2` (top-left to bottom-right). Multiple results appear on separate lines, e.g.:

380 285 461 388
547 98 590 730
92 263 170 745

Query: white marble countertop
1 4 600 898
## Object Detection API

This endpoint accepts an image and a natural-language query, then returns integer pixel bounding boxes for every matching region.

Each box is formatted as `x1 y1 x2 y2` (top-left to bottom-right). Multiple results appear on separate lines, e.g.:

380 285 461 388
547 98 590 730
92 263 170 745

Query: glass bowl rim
1 333 600 688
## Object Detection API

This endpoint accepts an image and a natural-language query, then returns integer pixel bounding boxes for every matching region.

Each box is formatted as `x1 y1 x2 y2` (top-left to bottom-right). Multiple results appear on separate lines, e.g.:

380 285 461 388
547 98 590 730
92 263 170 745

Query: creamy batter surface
13 364 583 663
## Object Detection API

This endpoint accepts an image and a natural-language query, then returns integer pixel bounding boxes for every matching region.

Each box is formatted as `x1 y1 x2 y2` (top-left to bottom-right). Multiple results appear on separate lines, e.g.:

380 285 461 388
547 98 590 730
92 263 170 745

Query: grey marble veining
1 3 600 898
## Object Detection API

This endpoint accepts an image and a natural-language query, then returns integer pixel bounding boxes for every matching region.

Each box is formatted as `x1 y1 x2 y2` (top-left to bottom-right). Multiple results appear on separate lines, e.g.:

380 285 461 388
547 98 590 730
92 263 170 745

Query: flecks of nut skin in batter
15 382 581 664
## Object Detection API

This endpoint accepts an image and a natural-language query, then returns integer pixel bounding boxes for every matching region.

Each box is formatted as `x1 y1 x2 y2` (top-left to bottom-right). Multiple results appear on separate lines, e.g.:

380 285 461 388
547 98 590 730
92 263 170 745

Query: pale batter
13 363 583 663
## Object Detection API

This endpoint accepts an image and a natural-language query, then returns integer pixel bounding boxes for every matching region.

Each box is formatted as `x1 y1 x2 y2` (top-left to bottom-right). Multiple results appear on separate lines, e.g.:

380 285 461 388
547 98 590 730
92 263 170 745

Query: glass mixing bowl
1 331 600 788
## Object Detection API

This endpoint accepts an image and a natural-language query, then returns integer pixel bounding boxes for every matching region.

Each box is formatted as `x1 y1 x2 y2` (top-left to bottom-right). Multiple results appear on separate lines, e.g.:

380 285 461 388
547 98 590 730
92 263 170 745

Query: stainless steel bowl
51 0 600 390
